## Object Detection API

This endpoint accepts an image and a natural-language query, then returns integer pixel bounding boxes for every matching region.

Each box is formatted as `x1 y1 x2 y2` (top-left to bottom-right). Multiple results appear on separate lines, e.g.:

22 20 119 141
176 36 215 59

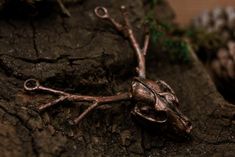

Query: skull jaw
131 104 192 137
131 103 169 134
132 105 168 123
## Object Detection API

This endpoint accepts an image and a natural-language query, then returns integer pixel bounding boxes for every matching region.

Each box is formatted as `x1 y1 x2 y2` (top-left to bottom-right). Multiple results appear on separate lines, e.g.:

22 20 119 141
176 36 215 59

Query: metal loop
24 79 40 91
94 6 109 19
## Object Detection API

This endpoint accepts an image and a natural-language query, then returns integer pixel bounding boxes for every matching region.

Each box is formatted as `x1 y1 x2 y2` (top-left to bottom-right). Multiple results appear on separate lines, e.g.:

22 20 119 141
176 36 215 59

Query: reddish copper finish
95 6 149 78
24 79 131 124
23 5 192 134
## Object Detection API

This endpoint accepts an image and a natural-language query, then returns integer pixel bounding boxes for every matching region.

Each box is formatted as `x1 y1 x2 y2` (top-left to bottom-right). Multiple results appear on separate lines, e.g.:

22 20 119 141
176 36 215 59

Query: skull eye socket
136 105 168 123
154 111 168 123
139 106 151 112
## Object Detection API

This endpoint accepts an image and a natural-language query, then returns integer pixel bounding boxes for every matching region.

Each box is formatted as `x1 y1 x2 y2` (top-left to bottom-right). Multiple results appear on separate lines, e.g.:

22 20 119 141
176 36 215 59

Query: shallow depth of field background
168 0 235 25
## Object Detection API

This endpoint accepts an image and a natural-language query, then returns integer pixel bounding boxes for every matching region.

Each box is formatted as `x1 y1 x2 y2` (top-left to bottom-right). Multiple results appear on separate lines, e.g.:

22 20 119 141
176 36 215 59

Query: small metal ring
24 79 40 91
94 6 109 19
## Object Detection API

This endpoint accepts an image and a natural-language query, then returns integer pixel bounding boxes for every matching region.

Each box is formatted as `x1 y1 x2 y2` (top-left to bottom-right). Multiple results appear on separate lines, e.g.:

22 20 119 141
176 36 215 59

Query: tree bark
0 0 234 157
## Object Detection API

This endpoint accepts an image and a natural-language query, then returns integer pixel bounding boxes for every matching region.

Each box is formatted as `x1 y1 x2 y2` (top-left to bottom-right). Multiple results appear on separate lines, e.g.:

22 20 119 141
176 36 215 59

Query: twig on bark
95 6 149 78
24 5 149 125
23 6 192 135
94 6 192 134
24 79 131 124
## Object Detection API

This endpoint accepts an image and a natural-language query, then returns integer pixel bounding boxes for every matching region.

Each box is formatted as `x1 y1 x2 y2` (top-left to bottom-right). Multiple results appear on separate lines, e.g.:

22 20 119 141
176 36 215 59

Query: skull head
131 77 192 135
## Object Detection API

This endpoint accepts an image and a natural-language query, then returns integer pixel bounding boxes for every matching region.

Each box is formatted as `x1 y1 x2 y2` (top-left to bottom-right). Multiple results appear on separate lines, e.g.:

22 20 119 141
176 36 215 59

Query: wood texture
0 1 234 156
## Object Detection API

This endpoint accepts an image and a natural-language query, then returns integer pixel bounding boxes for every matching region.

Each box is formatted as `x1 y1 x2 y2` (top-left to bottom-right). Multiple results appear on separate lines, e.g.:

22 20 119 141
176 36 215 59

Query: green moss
145 14 190 63
163 38 190 63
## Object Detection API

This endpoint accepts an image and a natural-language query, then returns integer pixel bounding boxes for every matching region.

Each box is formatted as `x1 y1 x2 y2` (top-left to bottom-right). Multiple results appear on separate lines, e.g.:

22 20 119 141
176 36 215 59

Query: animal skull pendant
131 77 192 134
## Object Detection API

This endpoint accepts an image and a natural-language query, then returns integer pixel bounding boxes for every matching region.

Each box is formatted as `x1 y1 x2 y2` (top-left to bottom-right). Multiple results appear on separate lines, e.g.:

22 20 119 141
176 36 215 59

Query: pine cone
206 40 235 102
210 41 235 79
192 6 235 42
191 7 235 102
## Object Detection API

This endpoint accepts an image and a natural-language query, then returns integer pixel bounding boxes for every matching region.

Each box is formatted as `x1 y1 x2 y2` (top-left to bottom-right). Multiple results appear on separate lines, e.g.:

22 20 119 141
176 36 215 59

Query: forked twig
24 79 131 124
23 6 192 134
94 6 150 78
94 6 192 134
24 5 148 125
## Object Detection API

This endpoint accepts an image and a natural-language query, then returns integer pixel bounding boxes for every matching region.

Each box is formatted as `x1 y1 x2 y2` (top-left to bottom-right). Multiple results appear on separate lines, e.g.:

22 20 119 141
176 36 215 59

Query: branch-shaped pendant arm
23 6 150 125
24 79 131 124
22 6 192 134
94 6 192 134
94 6 149 78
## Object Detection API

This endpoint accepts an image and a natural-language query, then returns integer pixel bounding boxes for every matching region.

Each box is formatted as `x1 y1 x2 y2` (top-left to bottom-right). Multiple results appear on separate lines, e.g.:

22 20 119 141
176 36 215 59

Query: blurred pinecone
210 41 235 80
191 7 235 103
209 40 235 102
192 6 235 42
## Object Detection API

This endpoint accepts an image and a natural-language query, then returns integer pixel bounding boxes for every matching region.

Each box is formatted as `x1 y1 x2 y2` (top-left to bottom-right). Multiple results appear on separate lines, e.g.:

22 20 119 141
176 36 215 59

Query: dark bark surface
0 0 234 157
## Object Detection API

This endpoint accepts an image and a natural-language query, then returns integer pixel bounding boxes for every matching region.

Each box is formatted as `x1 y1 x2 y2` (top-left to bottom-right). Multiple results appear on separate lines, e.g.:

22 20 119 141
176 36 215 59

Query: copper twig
94 6 192 134
95 6 149 78
23 6 192 134
24 79 131 124
143 34 150 56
